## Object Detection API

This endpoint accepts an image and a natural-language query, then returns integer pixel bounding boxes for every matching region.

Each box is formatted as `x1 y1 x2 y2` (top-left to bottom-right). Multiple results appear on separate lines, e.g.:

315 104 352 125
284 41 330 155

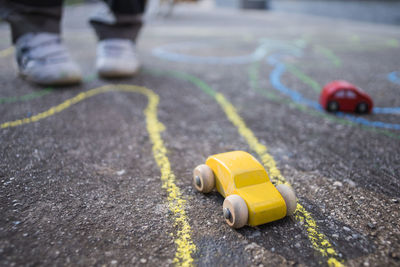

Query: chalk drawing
268 54 400 130
152 40 301 65
0 84 196 266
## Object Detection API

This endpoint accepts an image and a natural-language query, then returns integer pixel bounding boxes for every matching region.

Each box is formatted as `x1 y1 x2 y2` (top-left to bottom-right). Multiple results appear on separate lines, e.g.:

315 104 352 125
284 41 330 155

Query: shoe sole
19 72 82 86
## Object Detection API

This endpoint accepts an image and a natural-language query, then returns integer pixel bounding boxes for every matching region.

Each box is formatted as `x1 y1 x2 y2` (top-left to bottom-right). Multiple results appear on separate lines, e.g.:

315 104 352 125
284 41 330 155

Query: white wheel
223 194 248 229
193 164 215 193
276 184 297 216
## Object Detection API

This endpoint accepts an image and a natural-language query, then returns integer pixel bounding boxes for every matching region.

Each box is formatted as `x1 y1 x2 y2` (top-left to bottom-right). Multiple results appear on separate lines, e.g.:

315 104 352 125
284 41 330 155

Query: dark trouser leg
0 0 63 43
89 0 146 42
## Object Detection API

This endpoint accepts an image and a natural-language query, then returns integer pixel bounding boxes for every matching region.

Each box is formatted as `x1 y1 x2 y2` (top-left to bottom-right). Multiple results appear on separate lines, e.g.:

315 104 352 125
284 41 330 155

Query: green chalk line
314 45 341 67
386 39 399 48
0 88 53 104
145 68 217 97
0 74 97 104
286 64 322 93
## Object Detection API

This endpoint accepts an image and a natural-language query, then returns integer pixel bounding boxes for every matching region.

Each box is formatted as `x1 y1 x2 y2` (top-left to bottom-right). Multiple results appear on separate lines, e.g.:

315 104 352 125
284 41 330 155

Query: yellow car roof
206 150 266 177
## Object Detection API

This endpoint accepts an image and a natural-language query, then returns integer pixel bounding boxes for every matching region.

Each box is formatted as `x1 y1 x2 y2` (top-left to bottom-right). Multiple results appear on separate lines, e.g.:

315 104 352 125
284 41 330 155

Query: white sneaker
15 33 82 86
96 39 140 78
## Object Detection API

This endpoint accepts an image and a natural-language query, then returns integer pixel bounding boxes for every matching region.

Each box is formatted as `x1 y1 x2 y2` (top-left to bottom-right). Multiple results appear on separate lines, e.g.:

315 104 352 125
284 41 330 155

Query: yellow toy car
193 151 297 228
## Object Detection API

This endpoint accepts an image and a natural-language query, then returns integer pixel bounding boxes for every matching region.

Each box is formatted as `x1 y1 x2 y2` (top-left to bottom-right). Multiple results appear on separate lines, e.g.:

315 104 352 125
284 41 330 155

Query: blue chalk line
388 71 400 85
268 54 400 130
151 40 302 65
152 42 265 64
373 107 400 114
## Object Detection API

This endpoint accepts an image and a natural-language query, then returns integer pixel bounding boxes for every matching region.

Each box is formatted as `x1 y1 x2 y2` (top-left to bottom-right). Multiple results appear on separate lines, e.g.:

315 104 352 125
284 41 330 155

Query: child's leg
89 0 146 42
0 0 82 85
0 0 63 43
90 0 146 78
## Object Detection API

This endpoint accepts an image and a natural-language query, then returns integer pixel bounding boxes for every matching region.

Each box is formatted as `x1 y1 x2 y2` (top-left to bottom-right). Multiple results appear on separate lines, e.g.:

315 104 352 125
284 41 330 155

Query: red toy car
320 80 373 114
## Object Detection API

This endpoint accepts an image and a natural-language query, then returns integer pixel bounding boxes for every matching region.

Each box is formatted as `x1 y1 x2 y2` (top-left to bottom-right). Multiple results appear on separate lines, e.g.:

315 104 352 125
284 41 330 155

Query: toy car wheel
223 194 248 229
327 101 339 112
356 102 369 114
276 184 297 216
193 164 215 193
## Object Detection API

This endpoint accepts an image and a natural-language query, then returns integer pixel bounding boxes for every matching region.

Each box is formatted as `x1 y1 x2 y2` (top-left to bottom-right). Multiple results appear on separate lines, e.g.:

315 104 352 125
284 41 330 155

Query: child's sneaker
96 39 140 78
15 33 82 86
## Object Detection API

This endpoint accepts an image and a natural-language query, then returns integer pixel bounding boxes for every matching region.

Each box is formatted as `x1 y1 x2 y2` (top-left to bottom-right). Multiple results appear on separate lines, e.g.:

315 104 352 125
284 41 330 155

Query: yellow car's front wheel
223 194 248 229
193 164 215 193
276 184 297 216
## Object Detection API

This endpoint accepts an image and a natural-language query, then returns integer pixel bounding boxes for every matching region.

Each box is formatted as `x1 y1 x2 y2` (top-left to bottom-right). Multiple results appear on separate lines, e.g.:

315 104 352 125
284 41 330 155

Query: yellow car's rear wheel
223 194 248 228
193 164 215 193
276 184 297 216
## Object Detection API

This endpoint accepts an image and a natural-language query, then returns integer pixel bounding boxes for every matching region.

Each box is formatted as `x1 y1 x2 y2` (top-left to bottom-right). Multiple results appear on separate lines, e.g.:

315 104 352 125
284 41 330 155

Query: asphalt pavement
0 2 399 267
270 0 400 25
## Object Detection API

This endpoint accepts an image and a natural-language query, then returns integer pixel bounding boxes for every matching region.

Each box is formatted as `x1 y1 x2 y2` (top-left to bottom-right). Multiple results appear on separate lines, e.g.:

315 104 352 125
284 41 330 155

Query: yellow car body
206 151 287 226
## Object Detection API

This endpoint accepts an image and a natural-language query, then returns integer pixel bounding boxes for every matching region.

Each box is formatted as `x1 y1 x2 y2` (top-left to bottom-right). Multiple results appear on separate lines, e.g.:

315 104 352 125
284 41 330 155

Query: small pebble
116 170 126 176
250 230 261 238
140 258 147 264
367 223 376 229
343 226 351 232
245 243 258 251
346 179 356 187
389 251 399 260
333 181 343 187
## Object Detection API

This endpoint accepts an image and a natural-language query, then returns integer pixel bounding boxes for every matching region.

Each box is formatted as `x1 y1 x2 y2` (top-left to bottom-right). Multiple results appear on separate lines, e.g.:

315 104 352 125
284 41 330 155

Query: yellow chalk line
0 46 14 58
0 84 196 266
214 93 344 267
